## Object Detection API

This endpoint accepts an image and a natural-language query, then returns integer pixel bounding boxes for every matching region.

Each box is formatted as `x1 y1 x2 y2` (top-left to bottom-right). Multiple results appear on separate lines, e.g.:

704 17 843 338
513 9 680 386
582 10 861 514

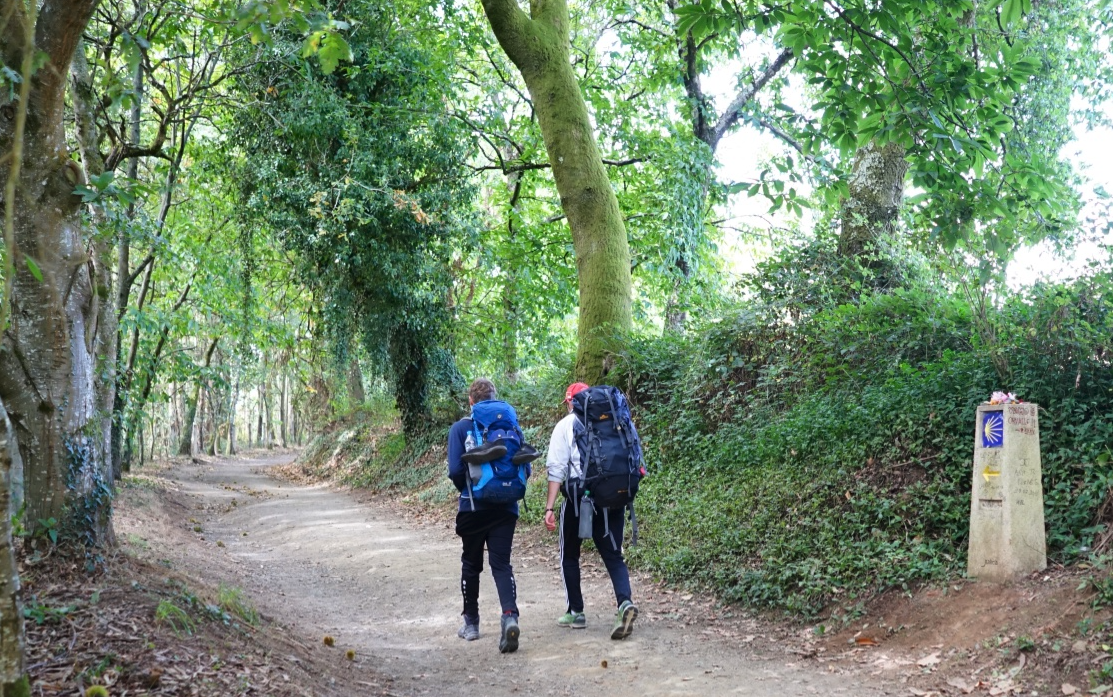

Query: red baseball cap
564 382 589 403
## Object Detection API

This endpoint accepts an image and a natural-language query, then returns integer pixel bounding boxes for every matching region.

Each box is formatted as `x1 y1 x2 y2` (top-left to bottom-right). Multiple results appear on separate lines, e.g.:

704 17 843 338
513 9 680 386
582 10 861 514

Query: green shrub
611 256 1113 617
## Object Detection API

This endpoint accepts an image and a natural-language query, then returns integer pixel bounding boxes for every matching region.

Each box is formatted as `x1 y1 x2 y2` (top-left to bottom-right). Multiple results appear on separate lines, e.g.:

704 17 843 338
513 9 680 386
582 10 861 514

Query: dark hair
468 378 497 403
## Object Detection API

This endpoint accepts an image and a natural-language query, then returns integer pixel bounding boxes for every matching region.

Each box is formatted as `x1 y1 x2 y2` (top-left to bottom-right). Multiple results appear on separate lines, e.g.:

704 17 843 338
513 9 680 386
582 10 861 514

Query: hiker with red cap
543 381 642 640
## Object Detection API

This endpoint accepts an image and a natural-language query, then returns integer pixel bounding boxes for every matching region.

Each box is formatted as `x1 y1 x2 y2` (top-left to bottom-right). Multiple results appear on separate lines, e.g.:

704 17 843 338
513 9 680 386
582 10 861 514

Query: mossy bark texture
0 678 30 697
838 140 909 260
0 400 26 693
347 357 366 406
480 0 632 383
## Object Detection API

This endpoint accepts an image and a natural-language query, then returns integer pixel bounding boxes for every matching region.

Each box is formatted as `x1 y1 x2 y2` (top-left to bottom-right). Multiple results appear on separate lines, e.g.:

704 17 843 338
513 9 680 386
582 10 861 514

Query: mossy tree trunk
480 0 632 383
0 0 111 546
389 327 430 438
346 357 366 406
0 400 28 696
838 140 909 263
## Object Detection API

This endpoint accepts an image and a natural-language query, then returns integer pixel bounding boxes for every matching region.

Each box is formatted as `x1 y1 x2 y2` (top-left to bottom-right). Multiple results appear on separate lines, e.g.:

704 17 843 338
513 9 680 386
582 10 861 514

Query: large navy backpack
465 400 528 507
570 386 645 543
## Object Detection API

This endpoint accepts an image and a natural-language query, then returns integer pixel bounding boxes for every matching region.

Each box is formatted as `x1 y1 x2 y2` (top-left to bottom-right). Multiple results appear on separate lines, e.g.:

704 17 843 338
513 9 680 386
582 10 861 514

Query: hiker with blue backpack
543 382 645 640
447 378 539 654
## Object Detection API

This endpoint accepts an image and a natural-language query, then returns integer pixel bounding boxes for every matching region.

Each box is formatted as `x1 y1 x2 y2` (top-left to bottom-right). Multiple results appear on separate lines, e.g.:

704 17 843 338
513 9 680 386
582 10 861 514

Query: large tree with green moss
479 0 633 383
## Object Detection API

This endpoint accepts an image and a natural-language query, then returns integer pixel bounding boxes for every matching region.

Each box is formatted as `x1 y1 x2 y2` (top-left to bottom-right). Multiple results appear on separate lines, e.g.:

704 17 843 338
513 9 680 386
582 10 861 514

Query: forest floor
30 450 1112 696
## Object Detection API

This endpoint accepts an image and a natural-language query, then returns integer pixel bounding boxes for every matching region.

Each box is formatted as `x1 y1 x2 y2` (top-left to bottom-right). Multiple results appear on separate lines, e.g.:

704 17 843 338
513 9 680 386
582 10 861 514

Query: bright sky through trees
706 65 1113 288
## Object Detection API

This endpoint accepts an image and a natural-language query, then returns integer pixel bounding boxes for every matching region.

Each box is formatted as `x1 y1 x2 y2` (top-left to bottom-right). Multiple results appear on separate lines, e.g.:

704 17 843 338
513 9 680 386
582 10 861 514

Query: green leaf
24 255 43 282
999 0 1029 26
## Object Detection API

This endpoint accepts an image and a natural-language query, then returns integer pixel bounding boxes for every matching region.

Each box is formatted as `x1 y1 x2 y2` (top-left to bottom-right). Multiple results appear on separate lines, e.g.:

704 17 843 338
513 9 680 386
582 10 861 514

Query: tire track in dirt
169 453 901 696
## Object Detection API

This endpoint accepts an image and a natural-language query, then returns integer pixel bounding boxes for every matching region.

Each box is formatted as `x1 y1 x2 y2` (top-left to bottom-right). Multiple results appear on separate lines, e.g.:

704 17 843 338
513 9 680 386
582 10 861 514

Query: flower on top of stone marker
988 391 1020 404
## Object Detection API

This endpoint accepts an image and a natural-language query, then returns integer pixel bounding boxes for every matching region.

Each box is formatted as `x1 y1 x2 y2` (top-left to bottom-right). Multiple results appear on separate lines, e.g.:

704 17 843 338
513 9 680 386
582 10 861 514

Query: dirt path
155 452 903 696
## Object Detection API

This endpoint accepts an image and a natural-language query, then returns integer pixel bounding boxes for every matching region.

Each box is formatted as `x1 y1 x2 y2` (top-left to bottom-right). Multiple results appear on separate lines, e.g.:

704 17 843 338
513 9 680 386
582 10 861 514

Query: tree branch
33 0 99 128
471 157 645 174
710 47 793 149
69 41 104 177
480 0 535 72
755 117 815 163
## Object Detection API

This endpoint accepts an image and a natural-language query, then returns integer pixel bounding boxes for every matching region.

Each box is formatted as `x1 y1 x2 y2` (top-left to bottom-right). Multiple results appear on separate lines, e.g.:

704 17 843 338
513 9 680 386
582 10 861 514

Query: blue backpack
465 400 528 508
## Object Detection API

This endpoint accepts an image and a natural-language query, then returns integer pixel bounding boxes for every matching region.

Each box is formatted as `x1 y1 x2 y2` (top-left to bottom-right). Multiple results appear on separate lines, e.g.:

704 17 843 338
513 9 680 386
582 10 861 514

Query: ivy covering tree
232 0 475 435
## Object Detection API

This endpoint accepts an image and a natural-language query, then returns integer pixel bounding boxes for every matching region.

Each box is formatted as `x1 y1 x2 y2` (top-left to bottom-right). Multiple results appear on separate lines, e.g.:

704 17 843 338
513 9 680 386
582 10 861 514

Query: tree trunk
280 369 288 448
0 399 28 696
177 391 198 457
838 140 909 262
178 338 218 456
227 377 238 455
346 357 365 406
70 44 121 486
255 389 263 447
193 390 205 456
480 0 632 383
389 328 430 437
0 0 112 546
263 376 275 448
206 389 219 456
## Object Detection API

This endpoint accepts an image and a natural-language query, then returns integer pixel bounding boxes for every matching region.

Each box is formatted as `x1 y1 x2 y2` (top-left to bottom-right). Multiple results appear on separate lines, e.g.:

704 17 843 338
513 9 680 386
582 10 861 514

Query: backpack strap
464 417 480 510
471 417 484 447
628 503 638 547
465 473 477 511
604 389 629 450
579 392 597 479
601 506 624 551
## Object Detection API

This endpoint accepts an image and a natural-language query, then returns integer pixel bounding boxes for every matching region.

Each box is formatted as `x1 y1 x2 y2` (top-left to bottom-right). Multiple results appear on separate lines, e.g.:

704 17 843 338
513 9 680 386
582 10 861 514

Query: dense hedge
603 246 1113 616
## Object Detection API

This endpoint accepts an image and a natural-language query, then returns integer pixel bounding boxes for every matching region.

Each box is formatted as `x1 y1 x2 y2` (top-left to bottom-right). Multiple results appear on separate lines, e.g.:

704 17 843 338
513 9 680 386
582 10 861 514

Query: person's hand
544 509 557 532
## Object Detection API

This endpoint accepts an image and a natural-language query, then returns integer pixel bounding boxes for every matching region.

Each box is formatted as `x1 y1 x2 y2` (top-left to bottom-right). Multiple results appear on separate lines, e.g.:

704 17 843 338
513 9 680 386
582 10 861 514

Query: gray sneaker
611 600 638 640
499 614 519 653
457 621 479 641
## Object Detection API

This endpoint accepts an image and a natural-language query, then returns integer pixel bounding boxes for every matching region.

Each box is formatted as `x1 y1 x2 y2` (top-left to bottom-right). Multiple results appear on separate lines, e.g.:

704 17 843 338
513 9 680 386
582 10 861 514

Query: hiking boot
457 621 480 641
498 614 520 654
611 600 638 640
462 438 507 465
511 443 540 465
556 611 586 629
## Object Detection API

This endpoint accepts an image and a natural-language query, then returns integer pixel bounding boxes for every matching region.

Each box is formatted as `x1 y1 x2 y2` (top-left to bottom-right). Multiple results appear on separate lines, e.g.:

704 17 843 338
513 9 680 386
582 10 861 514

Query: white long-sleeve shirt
546 412 582 484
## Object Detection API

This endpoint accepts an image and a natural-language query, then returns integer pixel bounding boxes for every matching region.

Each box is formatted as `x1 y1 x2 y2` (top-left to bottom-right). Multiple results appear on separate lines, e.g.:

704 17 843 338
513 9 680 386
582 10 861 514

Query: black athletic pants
456 509 518 624
559 498 632 614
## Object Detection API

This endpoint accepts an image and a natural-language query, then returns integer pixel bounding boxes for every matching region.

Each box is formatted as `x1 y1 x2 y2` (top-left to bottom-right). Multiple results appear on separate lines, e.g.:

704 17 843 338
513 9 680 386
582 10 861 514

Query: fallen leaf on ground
1061 684 1077 695
946 676 974 693
855 636 879 646
916 652 941 667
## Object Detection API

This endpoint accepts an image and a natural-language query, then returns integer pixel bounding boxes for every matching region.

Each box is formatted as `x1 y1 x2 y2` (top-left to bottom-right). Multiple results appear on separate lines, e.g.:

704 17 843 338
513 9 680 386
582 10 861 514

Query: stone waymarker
967 402 1046 581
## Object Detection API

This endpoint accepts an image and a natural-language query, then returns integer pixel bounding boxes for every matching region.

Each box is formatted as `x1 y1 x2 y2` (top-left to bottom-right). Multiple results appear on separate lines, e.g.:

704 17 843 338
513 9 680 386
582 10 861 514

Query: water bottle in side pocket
578 496 594 539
